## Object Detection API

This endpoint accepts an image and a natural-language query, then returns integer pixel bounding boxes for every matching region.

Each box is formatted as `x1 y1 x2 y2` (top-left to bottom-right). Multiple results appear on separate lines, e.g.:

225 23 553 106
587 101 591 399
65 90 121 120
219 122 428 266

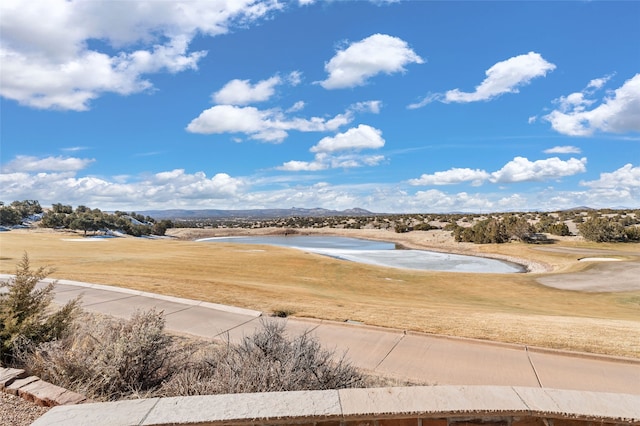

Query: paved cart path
3 275 638 395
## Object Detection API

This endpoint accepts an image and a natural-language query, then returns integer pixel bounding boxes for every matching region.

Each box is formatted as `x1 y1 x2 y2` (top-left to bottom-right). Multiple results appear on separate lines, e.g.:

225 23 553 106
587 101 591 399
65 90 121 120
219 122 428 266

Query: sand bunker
537 261 640 292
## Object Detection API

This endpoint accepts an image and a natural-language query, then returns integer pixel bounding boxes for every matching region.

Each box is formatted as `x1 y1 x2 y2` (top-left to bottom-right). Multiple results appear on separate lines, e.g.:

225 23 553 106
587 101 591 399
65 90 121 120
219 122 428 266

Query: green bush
413 223 438 231
453 218 508 244
625 225 640 241
0 206 22 226
547 222 571 236
578 217 626 242
0 253 80 365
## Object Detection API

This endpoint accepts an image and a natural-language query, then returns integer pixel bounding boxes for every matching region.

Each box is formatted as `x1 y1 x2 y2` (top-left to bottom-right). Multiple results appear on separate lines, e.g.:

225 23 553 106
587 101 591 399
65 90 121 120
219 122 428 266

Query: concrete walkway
5 275 638 395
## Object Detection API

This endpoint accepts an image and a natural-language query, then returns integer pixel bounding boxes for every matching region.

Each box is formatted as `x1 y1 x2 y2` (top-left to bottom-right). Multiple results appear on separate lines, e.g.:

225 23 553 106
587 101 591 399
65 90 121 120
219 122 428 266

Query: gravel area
0 391 50 425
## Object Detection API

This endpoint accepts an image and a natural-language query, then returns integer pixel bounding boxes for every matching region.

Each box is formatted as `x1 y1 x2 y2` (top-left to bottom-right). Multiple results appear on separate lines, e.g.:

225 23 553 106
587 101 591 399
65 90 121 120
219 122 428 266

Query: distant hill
561 206 595 211
139 207 374 220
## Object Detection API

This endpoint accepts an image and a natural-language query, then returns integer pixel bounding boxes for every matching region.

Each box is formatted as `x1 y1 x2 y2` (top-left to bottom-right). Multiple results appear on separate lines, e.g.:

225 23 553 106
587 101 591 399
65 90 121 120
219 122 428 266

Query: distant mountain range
136 205 628 220
139 207 374 220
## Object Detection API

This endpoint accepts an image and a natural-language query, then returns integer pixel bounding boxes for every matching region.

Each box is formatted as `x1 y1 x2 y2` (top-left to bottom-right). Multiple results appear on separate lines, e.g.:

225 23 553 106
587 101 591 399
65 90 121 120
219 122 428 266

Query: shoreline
166 227 552 273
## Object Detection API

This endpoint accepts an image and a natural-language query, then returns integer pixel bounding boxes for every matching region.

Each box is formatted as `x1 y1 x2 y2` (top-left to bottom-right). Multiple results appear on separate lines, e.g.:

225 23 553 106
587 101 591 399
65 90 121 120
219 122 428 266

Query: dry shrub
20 309 175 400
160 319 364 396
21 313 364 400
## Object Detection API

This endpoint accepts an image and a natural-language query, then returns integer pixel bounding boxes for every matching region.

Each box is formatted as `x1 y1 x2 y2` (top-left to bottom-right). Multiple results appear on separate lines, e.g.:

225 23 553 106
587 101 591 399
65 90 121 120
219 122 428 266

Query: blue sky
1 0 639 213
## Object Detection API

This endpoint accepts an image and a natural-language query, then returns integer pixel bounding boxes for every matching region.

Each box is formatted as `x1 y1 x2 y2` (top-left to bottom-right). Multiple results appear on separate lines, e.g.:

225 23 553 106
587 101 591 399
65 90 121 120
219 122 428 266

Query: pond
198 235 524 273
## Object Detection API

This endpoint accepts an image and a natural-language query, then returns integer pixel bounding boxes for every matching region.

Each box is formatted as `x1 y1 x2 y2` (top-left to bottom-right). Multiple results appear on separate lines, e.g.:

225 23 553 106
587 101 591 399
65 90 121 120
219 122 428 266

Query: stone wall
0 367 87 407
31 385 640 426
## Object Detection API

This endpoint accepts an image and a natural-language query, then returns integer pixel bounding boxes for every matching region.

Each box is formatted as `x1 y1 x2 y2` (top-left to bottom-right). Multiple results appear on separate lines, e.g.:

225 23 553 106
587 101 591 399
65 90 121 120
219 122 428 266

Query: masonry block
55 389 88 405
0 367 27 390
18 379 69 406
5 375 40 395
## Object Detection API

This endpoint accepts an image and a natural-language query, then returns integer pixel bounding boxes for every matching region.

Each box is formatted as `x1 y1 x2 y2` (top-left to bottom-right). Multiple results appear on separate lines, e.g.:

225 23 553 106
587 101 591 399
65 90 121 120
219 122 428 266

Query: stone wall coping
31 385 640 426
0 367 88 407
0 367 27 389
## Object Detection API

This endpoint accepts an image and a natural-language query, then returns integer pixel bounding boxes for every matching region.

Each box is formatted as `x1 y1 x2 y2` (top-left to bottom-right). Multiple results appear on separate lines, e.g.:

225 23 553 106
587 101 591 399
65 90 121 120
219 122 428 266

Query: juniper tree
0 253 81 365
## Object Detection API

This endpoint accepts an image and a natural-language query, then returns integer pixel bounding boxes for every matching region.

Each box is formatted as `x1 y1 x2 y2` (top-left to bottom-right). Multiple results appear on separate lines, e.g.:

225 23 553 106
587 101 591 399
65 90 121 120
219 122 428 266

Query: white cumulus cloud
544 73 640 136
1 155 94 173
319 33 423 89
408 168 490 186
212 76 281 105
443 52 556 103
278 125 386 171
311 125 384 153
185 105 352 142
490 156 587 183
580 163 640 190
0 159 246 210
211 71 302 105
187 101 380 143
0 0 283 111
409 156 587 187
186 105 276 138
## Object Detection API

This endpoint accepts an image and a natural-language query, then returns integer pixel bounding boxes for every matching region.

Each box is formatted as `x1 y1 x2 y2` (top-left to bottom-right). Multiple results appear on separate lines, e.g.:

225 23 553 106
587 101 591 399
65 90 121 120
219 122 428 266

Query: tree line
170 209 639 244
0 200 172 237
0 199 43 225
447 214 570 244
430 213 637 244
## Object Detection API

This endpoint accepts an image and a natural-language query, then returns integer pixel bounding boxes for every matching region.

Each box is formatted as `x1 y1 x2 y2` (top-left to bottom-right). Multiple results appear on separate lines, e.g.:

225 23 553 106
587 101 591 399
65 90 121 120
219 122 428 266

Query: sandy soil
536 260 640 292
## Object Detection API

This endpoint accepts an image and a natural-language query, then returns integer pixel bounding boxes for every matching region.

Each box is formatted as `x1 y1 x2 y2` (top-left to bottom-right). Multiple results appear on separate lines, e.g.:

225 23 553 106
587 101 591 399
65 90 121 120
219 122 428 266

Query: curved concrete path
3 275 638 395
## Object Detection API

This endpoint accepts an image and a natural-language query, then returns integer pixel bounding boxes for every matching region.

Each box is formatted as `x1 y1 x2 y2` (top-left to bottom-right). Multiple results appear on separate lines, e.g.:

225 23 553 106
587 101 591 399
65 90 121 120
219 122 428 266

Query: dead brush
20 312 365 400
160 318 364 396
19 309 179 400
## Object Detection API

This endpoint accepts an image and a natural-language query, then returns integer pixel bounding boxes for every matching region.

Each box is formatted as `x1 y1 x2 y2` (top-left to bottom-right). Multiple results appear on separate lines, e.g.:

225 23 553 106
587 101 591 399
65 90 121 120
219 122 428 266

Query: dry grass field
1 227 639 358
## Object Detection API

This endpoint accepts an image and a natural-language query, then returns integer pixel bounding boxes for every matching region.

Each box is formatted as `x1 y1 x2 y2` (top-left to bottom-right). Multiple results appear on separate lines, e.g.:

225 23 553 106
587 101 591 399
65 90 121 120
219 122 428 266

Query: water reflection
199 235 524 273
